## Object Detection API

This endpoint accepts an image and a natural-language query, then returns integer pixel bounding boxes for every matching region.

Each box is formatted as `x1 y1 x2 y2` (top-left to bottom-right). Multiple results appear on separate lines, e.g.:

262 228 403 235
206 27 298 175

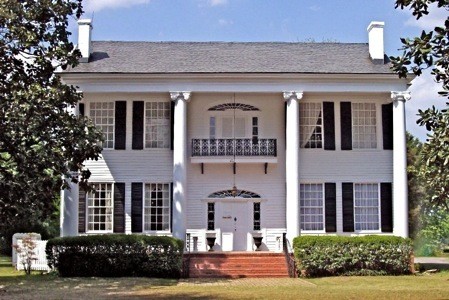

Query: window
207 202 215 230
354 183 380 231
300 183 324 231
209 117 216 139
253 202 261 230
90 102 115 149
87 183 113 232
299 103 322 148
352 103 377 149
145 102 170 148
144 183 170 231
252 117 258 142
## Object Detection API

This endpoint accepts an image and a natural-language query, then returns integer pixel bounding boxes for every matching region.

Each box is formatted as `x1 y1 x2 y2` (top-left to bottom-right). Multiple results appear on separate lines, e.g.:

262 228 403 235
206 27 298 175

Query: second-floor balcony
191 138 277 162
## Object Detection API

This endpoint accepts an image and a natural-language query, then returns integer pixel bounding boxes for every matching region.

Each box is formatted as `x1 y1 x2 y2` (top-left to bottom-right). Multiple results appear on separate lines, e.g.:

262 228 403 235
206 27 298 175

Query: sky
69 0 447 141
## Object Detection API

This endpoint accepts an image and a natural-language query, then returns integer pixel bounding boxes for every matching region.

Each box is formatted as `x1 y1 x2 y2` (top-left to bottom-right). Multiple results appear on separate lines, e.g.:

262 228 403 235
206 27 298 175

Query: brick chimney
367 21 385 64
77 19 92 63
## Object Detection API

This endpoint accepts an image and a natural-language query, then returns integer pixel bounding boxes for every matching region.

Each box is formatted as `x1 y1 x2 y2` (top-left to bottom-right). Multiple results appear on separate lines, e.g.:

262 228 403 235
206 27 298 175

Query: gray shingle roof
65 41 393 74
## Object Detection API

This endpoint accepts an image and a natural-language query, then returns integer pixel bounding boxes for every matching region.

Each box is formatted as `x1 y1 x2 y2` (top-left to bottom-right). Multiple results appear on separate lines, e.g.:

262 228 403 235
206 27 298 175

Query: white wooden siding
76 92 394 239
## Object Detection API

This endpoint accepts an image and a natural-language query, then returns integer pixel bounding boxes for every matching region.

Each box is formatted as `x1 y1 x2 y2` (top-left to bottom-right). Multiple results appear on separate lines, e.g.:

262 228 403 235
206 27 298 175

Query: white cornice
58 72 412 94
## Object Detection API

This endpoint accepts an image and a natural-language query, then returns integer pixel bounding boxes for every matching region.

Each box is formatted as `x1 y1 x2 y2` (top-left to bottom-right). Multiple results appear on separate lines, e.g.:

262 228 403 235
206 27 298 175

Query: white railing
15 240 50 272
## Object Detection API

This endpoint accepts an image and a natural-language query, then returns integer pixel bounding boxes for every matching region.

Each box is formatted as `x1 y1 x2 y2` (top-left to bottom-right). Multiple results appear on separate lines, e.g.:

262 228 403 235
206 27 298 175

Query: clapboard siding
77 92 395 240
299 150 393 181
84 151 173 182
186 93 286 231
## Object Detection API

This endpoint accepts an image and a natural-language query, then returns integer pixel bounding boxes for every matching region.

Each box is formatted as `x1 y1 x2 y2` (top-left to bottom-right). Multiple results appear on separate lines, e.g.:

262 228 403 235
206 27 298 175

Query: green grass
1 255 449 299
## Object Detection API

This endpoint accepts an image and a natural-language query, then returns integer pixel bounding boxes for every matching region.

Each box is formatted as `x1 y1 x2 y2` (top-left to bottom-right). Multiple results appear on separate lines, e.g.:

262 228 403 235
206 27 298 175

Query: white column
170 91 191 241
283 91 303 243
391 91 410 238
61 104 80 237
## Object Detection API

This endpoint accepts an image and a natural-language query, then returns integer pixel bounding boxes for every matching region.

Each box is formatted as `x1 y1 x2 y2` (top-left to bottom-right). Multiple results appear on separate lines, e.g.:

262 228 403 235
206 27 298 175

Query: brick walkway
178 278 316 287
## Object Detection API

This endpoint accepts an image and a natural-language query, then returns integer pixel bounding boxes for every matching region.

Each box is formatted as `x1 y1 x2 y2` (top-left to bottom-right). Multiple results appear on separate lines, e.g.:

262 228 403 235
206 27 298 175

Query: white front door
220 202 248 251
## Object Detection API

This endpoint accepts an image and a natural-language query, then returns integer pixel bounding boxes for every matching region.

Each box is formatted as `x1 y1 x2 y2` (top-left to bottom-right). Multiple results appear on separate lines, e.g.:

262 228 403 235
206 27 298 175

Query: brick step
189 274 289 279
185 252 289 278
189 269 288 275
189 264 288 270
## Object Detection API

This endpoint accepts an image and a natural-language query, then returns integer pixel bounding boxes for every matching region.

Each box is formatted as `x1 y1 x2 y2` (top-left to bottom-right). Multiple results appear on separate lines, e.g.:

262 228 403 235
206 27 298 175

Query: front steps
186 252 289 278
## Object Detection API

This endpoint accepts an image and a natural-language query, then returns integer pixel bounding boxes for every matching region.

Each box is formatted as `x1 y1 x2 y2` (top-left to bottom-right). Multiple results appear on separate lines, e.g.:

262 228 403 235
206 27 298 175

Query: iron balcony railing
191 138 277 157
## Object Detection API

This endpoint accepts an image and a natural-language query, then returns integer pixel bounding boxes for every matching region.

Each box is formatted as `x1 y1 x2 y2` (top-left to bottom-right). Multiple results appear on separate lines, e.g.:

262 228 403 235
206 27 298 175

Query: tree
0 1 102 230
391 0 449 210
406 132 427 238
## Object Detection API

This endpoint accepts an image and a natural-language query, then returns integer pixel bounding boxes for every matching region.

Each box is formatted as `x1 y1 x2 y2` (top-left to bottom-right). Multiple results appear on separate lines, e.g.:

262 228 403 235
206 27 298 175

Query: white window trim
86 182 114 234
299 183 326 233
353 183 382 233
351 101 379 150
143 100 171 149
88 101 116 150
142 182 172 234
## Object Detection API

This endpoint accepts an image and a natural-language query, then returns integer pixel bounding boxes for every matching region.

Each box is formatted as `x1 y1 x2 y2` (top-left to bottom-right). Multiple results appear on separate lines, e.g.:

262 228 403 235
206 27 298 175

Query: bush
293 235 413 277
46 234 184 278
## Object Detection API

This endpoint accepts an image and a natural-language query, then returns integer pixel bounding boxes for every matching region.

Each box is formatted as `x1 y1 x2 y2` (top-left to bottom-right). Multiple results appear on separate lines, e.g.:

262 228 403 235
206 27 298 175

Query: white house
60 20 412 252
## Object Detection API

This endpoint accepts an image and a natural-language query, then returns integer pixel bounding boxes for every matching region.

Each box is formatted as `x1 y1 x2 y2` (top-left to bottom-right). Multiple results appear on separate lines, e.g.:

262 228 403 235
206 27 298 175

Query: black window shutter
131 183 143 233
132 101 144 150
78 189 86 233
325 183 337 232
170 183 173 233
115 101 127 150
113 183 126 233
382 103 393 150
381 182 393 232
342 182 354 232
340 102 352 150
170 101 175 150
323 102 335 150
78 103 85 116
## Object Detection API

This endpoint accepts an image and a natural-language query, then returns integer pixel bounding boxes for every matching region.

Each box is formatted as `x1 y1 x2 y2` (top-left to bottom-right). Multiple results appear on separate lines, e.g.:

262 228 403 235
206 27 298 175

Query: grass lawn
1 255 449 299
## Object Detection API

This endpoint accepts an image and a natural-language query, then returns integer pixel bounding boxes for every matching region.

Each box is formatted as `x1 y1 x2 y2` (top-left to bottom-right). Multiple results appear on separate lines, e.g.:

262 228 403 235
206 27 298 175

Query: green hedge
46 234 184 277
293 236 413 277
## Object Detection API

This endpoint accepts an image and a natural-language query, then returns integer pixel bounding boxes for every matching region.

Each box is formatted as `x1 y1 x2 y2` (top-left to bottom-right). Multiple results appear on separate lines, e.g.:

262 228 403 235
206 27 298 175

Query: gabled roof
65 41 393 74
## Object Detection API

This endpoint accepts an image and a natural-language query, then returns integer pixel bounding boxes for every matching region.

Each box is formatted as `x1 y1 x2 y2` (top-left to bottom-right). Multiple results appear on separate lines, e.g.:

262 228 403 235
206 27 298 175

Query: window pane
299 103 322 149
90 102 115 149
222 117 233 138
300 183 324 230
354 183 379 230
87 183 113 232
144 183 170 231
145 102 170 148
352 103 377 149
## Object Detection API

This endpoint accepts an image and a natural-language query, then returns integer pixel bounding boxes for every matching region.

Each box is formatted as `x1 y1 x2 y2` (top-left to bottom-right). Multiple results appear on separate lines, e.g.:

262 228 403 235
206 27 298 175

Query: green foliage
293 236 413 277
415 209 449 256
406 132 427 238
416 106 449 210
46 235 184 278
391 1 449 210
0 0 103 228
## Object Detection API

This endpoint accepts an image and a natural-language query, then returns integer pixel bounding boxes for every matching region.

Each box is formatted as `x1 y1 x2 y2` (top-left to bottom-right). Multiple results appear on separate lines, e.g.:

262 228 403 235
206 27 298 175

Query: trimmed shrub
46 234 184 278
293 235 413 277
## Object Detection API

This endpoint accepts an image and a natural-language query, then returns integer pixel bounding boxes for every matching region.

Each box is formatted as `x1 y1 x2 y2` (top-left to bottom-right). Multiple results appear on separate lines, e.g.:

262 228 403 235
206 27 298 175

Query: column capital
170 91 191 102
283 91 303 102
391 91 411 102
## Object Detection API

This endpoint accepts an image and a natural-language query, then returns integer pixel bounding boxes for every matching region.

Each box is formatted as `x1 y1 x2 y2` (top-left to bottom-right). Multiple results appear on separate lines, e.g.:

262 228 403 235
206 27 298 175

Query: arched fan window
208 103 260 111
208 189 261 198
